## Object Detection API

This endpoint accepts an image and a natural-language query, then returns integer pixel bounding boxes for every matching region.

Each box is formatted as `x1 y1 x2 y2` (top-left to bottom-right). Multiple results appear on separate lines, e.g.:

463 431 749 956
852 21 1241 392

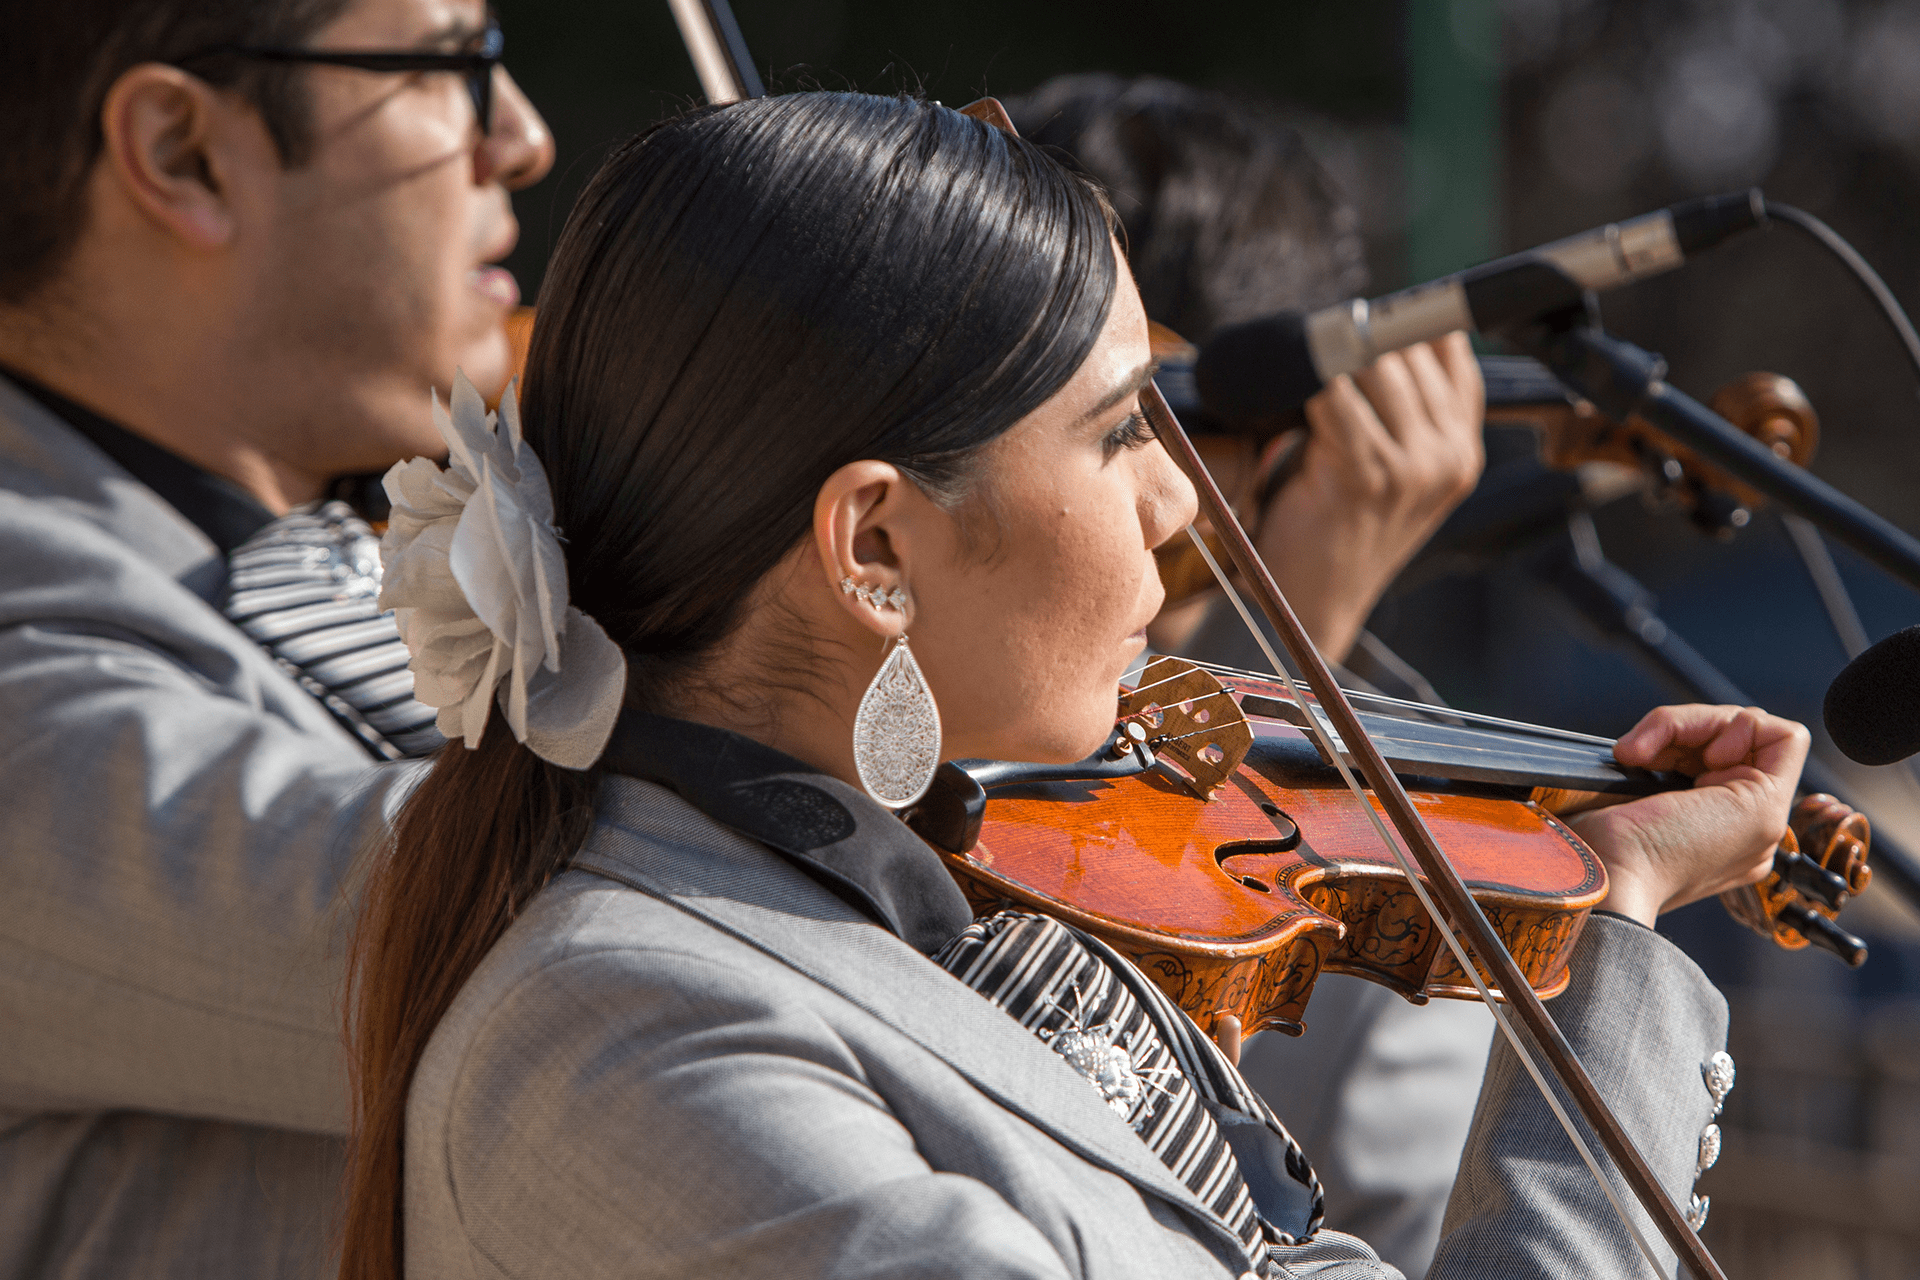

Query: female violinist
340 91 1805 1280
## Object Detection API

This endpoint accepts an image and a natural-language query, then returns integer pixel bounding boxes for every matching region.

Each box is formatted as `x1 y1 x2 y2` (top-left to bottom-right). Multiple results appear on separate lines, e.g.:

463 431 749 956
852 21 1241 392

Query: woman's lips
470 265 520 308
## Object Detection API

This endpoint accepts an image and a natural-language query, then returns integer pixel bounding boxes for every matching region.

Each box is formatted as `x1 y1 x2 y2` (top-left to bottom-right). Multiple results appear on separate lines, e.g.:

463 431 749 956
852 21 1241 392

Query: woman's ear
813 459 913 640
98 64 252 251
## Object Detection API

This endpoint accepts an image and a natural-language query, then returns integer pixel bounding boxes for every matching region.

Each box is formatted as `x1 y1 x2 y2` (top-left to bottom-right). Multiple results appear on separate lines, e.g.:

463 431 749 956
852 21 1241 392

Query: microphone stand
1510 314 1920 595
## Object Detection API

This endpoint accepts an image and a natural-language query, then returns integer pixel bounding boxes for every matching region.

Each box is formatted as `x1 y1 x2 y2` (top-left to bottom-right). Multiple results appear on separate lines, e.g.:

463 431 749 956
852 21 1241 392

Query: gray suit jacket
406 776 1730 1279
0 379 417 1278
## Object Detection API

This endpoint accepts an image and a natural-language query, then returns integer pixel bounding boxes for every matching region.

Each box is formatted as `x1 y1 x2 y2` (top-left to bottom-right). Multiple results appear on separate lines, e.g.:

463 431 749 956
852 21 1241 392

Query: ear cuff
841 576 908 611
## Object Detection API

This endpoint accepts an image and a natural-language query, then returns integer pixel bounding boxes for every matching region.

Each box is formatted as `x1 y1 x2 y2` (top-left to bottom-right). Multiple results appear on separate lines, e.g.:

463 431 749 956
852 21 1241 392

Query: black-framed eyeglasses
177 18 505 135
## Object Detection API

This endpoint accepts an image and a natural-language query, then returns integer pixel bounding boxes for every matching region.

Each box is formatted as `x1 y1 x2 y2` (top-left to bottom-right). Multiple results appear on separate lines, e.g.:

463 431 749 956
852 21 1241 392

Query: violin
903 655 1875 1042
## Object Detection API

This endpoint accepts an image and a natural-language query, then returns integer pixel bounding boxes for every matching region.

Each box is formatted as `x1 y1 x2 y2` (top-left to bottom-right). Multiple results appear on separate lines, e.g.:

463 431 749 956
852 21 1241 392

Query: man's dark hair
1010 73 1368 343
0 0 354 303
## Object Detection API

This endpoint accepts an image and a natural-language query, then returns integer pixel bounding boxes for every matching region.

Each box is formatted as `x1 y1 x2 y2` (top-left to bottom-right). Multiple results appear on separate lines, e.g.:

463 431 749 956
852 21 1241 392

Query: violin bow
665 0 764 103
953 94 1718 1280
1159 389 1713 1279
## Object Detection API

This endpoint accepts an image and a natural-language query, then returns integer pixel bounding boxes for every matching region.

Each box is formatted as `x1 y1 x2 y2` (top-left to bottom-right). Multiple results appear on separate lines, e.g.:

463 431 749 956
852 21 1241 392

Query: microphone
1825 625 1920 765
1195 189 1768 419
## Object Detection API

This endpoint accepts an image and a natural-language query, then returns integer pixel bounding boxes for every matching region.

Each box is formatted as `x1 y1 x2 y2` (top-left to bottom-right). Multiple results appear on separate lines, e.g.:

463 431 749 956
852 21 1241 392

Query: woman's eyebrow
1077 361 1159 425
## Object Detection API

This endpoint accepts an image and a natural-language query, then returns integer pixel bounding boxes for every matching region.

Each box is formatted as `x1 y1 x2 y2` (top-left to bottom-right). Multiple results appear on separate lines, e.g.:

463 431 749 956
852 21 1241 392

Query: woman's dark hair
340 91 1117 1279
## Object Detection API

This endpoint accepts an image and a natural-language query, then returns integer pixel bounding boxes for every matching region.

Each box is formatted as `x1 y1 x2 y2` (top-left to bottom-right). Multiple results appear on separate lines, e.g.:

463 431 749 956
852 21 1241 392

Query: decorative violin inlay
1702 1051 1736 1117
1696 1123 1721 1175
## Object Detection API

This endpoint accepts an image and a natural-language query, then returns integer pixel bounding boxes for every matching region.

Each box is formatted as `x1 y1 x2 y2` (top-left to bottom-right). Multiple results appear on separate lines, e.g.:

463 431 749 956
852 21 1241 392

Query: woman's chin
949 721 1114 767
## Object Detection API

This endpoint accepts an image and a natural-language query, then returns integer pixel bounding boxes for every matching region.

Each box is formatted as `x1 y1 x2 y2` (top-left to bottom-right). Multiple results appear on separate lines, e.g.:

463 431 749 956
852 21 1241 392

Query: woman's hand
1253 332 1484 661
1567 704 1810 926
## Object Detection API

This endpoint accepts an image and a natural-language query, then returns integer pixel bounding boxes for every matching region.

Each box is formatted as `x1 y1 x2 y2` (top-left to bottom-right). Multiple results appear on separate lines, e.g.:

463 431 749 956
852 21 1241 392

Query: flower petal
520 608 627 770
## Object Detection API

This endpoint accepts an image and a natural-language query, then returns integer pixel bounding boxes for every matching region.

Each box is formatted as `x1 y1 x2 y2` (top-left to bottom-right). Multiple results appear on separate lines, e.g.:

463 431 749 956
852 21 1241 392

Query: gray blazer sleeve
0 519 421 1136
1264 914 1726 1279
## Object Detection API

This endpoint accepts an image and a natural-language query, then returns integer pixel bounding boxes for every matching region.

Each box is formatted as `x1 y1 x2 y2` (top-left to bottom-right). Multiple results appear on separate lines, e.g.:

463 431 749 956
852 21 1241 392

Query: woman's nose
1141 435 1200 551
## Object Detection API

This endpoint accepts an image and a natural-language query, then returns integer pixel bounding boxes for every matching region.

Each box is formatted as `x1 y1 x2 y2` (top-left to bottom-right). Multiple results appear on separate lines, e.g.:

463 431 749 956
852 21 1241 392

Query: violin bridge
1116 656 1252 798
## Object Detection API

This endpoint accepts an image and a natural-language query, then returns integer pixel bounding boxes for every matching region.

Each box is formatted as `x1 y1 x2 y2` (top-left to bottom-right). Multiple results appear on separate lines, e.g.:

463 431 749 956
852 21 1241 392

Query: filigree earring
841 576 940 808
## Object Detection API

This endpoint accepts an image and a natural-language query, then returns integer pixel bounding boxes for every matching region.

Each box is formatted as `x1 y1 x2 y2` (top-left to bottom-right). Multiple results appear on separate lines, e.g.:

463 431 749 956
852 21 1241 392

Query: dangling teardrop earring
842 578 940 808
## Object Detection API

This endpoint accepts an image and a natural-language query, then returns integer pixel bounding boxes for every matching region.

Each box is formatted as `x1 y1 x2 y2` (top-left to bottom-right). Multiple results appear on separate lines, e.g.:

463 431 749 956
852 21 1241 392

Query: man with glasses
0 0 551 1274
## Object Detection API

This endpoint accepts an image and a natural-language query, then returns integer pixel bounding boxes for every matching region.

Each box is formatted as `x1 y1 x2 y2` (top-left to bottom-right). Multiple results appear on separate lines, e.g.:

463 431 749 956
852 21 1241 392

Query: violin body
939 712 1605 1039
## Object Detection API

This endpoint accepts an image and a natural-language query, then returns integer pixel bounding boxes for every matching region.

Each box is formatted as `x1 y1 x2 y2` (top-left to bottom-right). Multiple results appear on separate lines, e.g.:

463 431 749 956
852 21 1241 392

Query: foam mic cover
1193 313 1326 422
1824 624 1920 765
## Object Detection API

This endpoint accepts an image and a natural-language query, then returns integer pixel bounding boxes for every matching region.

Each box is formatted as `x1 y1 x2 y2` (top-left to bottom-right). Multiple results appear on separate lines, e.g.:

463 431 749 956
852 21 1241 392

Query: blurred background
492 2 1920 1272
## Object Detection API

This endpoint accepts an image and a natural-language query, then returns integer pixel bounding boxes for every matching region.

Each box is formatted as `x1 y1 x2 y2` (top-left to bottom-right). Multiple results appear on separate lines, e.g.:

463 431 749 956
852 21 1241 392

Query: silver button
1696 1123 1721 1175
1702 1051 1735 1117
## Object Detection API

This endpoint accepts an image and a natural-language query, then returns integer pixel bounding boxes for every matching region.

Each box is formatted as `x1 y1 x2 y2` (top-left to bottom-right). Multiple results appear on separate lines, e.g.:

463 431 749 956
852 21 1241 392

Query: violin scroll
1494 368 1819 538
1719 793 1872 965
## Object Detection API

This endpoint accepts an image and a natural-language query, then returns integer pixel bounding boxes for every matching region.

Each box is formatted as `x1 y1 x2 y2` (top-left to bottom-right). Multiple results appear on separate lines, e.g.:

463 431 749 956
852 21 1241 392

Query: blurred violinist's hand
1568 704 1810 927
1254 331 1483 661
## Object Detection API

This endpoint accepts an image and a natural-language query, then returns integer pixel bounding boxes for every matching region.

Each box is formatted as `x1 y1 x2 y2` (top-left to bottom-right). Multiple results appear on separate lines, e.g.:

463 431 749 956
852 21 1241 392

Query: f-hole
1215 839 1302 895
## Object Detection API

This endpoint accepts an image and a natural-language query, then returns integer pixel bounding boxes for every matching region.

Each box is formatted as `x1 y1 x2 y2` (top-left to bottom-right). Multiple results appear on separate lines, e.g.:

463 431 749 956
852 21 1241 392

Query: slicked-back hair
1010 72 1367 342
341 91 1119 1280
0 0 351 303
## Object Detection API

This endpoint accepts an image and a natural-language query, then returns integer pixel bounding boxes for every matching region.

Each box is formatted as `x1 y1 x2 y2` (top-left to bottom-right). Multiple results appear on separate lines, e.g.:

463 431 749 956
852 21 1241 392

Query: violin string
1186 657 1620 750
1182 526 1667 1278
1119 666 1240 701
1116 690 1238 725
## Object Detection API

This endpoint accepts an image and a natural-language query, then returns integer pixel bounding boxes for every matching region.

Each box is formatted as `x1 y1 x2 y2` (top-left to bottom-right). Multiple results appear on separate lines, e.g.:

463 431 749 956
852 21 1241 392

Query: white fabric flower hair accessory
378 372 626 769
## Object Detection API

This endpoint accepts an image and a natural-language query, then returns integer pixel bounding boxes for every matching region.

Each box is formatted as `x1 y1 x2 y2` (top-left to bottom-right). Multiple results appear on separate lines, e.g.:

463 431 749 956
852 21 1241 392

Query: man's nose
476 67 554 190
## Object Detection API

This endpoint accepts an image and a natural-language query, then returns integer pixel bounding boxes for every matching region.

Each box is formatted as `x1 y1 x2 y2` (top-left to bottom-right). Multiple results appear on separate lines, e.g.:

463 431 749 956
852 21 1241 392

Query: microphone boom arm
1514 313 1920 594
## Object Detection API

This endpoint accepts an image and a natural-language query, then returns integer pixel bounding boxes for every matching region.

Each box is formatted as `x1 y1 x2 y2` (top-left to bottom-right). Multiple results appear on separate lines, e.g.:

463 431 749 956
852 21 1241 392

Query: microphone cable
1763 200 1920 392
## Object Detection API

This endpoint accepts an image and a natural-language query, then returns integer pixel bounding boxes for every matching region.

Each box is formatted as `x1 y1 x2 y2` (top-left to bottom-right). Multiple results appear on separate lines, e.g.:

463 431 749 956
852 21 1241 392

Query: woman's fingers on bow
1350 349 1430 451
1304 373 1395 472
1432 329 1484 412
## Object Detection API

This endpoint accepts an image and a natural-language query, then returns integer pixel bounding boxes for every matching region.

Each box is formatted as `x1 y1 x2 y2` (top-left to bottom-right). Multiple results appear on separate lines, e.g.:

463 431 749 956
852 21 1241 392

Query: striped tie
223 500 443 761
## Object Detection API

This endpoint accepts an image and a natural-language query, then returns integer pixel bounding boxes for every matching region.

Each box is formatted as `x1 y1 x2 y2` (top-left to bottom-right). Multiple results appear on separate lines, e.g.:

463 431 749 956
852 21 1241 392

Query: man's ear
97 64 255 250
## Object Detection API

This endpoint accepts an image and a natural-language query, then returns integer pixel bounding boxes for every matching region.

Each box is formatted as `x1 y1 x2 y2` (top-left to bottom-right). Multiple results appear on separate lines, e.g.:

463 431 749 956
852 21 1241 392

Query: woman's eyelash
1104 411 1153 456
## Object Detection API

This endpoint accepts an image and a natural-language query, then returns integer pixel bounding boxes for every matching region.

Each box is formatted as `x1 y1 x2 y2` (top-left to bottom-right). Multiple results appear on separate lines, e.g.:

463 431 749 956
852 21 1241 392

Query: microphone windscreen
1824 624 1920 765
1194 313 1325 421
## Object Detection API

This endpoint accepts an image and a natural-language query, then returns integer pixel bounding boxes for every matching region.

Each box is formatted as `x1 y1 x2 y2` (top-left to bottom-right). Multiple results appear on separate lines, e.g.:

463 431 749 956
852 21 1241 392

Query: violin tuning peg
1687 487 1750 540
1773 847 1850 910
1778 901 1868 967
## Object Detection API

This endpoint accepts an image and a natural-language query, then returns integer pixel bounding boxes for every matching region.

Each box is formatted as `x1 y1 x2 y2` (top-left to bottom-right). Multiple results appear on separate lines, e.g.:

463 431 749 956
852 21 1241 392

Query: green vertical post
1405 0 1502 284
